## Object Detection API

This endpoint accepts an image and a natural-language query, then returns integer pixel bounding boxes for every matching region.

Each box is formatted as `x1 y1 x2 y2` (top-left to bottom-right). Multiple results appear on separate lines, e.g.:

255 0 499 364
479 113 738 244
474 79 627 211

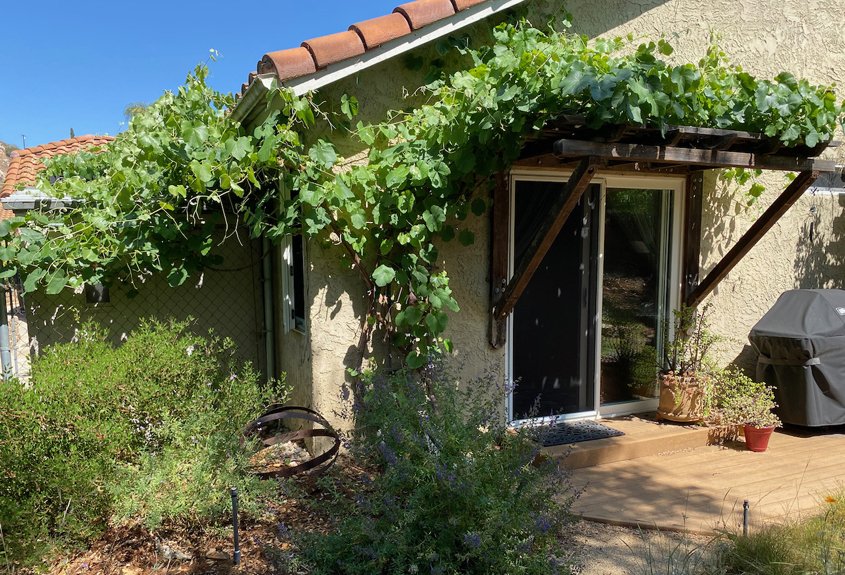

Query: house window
280 188 307 334
289 233 306 332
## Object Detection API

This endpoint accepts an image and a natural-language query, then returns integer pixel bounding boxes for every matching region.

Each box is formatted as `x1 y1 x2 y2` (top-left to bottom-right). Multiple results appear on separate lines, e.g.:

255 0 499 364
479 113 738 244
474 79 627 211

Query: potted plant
656 305 717 422
711 367 781 452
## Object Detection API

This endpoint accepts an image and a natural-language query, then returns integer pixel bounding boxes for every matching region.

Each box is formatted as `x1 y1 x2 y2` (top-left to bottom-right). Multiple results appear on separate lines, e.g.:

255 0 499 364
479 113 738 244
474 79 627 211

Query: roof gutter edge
231 75 276 126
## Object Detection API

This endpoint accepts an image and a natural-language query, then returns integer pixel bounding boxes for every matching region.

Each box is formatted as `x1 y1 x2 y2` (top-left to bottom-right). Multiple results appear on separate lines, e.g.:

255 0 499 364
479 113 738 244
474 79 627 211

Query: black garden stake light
743 499 750 536
231 487 241 565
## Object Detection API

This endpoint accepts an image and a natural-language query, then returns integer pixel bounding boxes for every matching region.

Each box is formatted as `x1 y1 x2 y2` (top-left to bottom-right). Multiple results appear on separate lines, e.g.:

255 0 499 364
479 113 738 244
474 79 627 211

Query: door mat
537 420 624 447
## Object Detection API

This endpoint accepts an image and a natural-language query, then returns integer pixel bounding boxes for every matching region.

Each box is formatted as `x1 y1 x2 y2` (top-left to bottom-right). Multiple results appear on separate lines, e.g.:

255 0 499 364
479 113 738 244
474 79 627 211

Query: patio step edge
543 424 711 470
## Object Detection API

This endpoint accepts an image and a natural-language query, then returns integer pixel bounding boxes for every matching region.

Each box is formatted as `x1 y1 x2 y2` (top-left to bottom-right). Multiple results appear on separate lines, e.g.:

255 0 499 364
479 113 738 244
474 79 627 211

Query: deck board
569 428 845 534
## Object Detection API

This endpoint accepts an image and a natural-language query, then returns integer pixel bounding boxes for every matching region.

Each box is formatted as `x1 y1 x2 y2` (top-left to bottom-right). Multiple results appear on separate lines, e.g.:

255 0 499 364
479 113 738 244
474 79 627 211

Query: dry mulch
40 445 702 575
46 448 372 575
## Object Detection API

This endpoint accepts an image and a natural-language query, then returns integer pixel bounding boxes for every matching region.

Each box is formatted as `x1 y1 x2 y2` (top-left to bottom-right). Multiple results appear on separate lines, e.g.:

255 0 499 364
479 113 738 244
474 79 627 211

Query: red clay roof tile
452 0 487 10
244 0 490 92
258 47 317 80
1 135 113 197
302 30 366 69
394 0 456 30
350 13 413 50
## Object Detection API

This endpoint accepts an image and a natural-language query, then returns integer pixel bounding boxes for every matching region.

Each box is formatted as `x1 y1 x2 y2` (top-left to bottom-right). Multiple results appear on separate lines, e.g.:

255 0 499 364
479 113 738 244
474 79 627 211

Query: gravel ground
573 520 717 575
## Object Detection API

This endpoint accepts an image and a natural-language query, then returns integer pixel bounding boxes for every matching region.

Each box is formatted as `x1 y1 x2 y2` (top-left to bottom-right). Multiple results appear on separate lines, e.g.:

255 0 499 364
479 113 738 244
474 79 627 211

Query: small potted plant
657 304 717 422
711 367 781 452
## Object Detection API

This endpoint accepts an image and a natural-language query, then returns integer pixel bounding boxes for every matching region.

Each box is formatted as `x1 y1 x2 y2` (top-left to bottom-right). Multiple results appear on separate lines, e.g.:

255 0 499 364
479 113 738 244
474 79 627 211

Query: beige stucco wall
274 0 845 427
24 232 266 373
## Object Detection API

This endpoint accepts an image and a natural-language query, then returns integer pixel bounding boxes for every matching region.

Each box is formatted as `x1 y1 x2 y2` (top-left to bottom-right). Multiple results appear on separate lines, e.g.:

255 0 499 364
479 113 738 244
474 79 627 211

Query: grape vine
1 20 842 366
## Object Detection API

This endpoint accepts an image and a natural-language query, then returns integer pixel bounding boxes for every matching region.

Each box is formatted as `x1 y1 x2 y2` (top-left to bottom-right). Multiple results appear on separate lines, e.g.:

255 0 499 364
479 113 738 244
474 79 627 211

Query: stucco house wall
25 233 266 372
274 0 845 428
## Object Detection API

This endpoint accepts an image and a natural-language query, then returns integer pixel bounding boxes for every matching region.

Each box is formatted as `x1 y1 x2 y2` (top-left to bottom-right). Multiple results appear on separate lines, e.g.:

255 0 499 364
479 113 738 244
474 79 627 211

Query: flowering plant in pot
711 367 781 452
657 304 718 422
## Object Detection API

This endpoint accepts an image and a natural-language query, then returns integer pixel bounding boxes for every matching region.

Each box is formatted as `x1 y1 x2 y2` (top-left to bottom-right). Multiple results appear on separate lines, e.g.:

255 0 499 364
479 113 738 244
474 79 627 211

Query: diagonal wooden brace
686 170 820 308
492 157 600 323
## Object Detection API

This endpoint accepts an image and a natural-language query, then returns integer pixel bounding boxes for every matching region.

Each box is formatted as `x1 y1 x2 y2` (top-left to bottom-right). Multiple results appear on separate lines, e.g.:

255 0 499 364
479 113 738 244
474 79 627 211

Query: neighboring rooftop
1 135 114 196
243 0 494 91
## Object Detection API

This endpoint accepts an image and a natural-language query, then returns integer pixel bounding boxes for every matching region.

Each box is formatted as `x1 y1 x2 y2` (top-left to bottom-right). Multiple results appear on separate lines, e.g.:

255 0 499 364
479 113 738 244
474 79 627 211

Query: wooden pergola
489 119 838 347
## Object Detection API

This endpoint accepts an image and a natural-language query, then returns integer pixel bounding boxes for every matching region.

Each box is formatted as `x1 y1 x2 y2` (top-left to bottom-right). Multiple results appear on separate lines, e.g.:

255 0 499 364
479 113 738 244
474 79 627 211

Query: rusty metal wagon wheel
242 405 340 478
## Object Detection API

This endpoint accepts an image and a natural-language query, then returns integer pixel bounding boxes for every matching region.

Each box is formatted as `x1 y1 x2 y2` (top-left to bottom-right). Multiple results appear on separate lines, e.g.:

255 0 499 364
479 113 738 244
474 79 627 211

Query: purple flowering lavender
434 461 457 486
390 423 404 444
277 522 290 539
377 440 399 466
463 532 482 549
534 514 552 534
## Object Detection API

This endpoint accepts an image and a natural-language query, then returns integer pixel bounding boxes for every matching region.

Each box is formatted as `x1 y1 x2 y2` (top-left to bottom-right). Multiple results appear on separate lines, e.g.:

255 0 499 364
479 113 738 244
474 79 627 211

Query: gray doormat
538 420 624 447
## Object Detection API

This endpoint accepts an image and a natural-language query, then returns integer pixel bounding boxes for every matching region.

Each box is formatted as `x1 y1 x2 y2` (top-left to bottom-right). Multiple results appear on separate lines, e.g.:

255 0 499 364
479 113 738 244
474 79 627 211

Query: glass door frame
507 169 686 424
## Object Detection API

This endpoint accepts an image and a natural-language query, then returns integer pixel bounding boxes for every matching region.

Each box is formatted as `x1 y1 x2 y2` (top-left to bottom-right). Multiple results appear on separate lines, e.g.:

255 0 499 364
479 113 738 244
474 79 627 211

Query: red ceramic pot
743 424 775 452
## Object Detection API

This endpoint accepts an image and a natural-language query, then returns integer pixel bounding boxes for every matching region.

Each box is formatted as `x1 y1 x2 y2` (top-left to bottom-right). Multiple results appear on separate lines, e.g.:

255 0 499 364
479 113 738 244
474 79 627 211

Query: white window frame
279 182 307 335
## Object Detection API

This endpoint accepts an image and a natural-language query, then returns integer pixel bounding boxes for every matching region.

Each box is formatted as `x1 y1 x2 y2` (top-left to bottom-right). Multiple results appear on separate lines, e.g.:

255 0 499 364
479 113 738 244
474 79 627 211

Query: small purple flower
390 424 404 444
277 522 290 539
435 462 456 486
377 441 398 466
463 532 482 549
534 514 552 534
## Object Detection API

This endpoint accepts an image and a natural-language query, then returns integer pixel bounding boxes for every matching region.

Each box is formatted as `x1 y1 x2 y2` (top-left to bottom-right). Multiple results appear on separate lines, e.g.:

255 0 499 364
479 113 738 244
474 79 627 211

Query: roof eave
1 188 83 213
231 0 529 128
231 75 277 126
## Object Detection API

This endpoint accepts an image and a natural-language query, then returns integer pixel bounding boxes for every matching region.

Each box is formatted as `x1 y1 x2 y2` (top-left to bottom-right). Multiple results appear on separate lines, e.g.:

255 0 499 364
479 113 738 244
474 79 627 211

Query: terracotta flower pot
743 424 775 452
657 373 705 422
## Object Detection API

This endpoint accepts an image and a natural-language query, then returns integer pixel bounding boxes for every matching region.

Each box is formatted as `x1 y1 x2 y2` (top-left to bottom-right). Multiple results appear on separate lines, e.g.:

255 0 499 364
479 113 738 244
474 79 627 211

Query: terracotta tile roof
251 0 490 86
1 135 114 197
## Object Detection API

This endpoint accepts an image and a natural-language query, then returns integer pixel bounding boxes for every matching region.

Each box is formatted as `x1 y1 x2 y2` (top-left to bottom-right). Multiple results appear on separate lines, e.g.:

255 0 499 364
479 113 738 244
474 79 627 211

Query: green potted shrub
711 367 781 452
657 305 718 422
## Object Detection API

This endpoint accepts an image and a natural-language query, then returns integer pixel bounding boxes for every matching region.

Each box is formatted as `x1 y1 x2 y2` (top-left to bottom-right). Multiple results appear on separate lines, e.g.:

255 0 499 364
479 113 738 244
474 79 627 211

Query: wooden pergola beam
686 170 820 308
554 139 836 172
682 173 704 303
492 157 600 322
489 172 510 348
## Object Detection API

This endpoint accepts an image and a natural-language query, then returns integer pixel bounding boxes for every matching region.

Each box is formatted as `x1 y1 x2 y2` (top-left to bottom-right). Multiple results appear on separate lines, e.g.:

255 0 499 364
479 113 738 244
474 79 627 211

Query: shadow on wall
793 190 845 289
699 171 748 285
556 0 672 38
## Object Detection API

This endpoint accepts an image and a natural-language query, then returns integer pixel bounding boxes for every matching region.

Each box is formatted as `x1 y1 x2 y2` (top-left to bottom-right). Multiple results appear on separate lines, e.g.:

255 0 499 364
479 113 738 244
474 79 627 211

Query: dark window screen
511 181 597 419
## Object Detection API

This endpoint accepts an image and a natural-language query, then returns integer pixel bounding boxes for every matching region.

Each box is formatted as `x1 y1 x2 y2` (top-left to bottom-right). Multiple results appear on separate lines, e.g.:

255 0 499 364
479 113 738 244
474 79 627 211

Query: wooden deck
567 424 845 534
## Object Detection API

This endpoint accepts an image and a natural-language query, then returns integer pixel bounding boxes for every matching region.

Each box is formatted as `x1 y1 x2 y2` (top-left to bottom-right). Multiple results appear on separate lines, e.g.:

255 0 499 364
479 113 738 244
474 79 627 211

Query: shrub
301 367 576 575
710 367 781 433
0 319 283 568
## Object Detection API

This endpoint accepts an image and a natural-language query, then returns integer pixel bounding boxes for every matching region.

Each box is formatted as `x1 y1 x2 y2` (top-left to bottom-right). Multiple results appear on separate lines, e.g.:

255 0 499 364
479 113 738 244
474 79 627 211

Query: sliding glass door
508 174 682 423
509 180 599 420
599 188 673 407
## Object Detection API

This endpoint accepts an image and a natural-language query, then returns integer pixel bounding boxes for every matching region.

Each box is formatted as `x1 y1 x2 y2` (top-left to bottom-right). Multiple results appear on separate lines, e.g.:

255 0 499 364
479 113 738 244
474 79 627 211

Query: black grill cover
748 289 845 427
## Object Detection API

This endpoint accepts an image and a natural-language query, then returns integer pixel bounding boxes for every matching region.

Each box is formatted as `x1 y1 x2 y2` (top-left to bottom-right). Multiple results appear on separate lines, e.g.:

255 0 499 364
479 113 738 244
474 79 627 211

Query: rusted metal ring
243 405 341 478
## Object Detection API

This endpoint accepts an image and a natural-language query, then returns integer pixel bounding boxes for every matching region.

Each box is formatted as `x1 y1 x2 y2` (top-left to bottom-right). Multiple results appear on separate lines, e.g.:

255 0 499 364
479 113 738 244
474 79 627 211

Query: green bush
301 367 576 575
0 319 283 568
710 494 845 575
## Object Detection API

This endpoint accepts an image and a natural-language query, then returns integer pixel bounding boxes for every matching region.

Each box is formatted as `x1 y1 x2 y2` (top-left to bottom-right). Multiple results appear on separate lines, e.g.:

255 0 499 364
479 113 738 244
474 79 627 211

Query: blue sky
0 1 399 148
